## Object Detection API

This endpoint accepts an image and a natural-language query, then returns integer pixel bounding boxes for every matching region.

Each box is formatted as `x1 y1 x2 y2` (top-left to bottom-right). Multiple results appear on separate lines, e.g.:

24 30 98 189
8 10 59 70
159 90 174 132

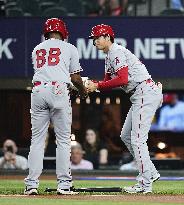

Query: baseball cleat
57 188 79 195
124 183 152 194
24 187 38 195
151 172 160 182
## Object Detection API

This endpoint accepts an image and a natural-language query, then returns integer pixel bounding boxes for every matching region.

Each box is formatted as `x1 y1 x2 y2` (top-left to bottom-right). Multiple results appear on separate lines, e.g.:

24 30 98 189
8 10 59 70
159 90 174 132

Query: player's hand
157 82 162 90
68 86 79 97
86 80 98 93
79 87 88 99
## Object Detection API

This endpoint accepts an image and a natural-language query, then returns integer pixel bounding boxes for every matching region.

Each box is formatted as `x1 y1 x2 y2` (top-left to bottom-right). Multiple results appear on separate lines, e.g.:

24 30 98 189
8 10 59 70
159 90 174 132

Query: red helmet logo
89 24 115 39
43 18 69 39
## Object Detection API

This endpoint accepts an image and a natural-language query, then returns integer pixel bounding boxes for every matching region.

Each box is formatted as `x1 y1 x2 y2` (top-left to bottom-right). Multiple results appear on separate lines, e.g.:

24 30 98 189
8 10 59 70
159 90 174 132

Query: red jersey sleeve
104 73 111 81
97 66 128 90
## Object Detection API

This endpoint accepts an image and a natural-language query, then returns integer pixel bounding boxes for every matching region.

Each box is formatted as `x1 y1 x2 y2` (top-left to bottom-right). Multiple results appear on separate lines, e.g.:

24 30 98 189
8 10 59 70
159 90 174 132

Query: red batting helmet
89 24 115 39
43 18 69 39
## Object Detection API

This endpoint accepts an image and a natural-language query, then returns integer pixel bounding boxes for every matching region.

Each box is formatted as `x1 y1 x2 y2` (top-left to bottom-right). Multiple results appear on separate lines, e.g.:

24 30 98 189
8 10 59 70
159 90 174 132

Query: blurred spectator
83 129 108 169
157 94 184 131
98 0 109 15
170 0 184 10
100 106 123 155
0 139 28 170
84 0 102 16
71 142 93 170
110 0 128 16
86 0 128 16
155 152 178 159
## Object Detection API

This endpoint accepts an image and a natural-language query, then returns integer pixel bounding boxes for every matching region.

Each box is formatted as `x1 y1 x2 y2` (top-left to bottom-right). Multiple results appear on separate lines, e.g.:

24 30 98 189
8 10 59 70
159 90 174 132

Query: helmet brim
88 35 95 39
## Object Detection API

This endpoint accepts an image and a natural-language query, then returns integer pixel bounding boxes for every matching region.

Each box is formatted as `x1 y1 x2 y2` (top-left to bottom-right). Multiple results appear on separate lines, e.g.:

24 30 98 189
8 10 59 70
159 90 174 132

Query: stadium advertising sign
0 17 183 78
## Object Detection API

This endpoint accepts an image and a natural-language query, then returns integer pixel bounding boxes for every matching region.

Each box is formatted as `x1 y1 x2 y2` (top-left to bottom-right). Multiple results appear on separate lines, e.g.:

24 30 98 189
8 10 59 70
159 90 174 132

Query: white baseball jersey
25 38 83 190
105 43 151 93
32 38 83 83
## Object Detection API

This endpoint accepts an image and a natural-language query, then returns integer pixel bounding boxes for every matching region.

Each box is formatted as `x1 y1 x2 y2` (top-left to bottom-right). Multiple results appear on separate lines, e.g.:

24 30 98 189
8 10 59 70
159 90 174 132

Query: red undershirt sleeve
104 73 111 81
97 66 128 90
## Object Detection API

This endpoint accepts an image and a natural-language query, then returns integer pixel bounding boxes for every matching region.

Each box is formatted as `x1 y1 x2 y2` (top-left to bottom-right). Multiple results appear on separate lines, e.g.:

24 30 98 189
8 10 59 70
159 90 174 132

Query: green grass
1 179 183 195
0 198 184 205
0 179 184 194
0 179 184 205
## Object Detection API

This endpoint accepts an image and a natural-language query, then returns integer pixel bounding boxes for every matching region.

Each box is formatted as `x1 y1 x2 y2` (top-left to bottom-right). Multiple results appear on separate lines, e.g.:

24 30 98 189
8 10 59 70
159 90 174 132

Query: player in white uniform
24 18 87 195
86 24 163 194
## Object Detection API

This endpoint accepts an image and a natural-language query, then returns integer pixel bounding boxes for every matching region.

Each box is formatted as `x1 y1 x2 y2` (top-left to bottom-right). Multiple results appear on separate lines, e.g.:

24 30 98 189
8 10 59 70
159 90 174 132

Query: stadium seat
83 0 100 16
39 0 59 3
128 0 146 3
24 12 32 17
59 0 84 15
127 0 147 16
6 7 23 17
17 0 40 16
160 8 184 16
0 0 5 16
42 6 67 17
6 0 18 3
39 1 56 12
4 1 18 9
67 12 77 16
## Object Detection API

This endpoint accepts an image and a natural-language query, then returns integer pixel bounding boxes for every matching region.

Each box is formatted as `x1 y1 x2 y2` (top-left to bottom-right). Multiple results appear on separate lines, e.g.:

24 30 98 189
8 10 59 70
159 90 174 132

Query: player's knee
131 140 145 147
56 135 71 146
120 132 130 144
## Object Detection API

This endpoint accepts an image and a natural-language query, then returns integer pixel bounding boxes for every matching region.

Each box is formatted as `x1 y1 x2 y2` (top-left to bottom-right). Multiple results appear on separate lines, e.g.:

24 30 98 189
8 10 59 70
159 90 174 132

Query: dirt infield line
1 194 184 203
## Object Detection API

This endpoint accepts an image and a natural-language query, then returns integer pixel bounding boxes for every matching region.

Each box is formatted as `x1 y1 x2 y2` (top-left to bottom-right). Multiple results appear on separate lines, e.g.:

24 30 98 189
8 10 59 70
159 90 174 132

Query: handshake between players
69 76 99 99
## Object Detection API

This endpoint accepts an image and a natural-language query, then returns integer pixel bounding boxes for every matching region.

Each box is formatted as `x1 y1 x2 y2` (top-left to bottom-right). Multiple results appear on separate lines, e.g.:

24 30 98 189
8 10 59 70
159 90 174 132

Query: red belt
129 79 153 95
145 79 153 84
34 81 56 86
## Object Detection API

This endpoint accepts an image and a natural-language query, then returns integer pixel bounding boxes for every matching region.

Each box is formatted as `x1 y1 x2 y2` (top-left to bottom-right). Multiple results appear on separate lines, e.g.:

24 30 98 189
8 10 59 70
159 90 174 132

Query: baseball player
86 24 163 194
24 18 87 195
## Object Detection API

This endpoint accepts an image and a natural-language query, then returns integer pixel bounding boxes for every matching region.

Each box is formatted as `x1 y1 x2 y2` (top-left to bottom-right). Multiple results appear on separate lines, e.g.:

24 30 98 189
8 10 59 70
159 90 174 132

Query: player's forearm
71 74 86 92
98 77 126 90
98 66 128 90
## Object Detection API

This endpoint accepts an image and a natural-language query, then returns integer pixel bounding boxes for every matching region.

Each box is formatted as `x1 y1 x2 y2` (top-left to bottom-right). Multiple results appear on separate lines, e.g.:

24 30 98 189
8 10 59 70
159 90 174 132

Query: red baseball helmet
43 18 69 39
89 24 115 39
